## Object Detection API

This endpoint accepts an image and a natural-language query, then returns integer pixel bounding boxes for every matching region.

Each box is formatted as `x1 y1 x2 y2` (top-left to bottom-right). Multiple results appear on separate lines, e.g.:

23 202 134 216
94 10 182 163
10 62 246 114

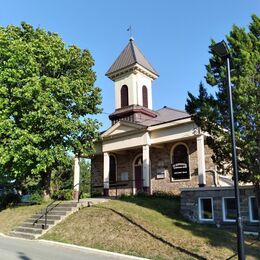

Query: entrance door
134 156 143 192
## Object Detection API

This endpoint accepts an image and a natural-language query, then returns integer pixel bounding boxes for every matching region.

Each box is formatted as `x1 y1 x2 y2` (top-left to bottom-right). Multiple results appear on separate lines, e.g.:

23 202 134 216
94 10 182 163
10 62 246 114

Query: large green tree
186 15 259 211
0 22 102 195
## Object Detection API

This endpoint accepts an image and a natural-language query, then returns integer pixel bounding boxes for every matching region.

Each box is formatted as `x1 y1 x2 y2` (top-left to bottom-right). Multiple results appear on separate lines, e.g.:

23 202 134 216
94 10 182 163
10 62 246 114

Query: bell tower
106 38 159 124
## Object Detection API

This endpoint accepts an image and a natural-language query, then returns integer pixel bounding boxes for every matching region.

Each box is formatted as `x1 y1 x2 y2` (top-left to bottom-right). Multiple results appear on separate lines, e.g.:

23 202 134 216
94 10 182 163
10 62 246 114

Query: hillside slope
42 196 259 260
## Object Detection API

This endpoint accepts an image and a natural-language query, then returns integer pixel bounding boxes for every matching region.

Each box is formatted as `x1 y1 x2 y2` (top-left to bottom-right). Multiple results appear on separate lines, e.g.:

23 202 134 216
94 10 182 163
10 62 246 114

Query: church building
89 38 217 197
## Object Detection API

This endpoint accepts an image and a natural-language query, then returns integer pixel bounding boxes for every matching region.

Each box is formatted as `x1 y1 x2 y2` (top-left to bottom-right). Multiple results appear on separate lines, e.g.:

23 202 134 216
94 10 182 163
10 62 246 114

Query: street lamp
210 40 245 260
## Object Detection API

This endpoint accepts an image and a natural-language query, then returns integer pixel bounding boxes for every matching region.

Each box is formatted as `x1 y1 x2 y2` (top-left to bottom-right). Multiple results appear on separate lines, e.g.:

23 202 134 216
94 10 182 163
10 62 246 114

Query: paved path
0 234 145 260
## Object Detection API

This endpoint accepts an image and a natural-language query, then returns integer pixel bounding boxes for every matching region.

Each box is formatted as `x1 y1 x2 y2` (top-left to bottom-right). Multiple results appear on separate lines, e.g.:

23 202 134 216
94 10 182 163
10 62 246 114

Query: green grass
0 203 49 234
41 196 260 260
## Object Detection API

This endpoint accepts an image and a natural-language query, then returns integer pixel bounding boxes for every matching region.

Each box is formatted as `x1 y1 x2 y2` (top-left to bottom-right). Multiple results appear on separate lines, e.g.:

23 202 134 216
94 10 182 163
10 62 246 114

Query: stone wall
180 186 259 232
150 140 215 194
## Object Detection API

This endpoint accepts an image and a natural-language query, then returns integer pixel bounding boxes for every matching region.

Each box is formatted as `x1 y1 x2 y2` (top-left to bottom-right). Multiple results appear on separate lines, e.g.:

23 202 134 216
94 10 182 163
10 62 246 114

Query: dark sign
171 163 189 180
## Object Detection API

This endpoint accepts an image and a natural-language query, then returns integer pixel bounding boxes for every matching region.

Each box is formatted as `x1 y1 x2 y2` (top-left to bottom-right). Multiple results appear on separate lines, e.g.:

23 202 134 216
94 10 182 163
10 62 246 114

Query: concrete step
21 223 49 229
38 210 68 216
26 218 55 225
14 227 43 234
31 214 61 220
42 207 72 212
60 202 78 207
9 231 36 240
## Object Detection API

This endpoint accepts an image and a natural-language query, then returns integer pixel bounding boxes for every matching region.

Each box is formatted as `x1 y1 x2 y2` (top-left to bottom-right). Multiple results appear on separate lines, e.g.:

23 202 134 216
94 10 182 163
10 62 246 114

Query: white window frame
222 197 236 223
198 197 214 221
248 196 259 223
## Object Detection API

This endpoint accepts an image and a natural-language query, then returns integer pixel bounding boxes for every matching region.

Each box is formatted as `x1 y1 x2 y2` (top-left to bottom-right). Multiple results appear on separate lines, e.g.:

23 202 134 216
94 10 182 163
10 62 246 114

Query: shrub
152 191 179 200
0 192 21 210
28 191 44 205
52 189 73 200
80 192 90 199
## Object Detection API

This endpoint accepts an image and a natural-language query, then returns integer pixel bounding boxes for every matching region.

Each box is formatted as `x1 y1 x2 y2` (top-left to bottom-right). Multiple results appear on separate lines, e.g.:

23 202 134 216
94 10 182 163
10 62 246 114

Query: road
0 235 145 260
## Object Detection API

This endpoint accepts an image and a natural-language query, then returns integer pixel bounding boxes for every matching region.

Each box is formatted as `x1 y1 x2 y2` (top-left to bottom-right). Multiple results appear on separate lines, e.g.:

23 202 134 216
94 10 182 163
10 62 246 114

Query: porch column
197 135 206 187
142 145 150 193
73 155 80 200
103 152 110 196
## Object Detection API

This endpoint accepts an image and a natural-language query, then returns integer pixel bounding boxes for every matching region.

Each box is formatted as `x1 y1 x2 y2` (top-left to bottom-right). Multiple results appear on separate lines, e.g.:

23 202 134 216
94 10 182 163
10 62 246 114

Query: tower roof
106 38 159 77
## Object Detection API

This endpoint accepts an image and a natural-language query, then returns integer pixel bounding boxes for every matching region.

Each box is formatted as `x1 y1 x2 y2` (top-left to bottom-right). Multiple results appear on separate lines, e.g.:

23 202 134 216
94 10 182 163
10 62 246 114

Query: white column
73 155 80 200
103 152 110 190
142 145 150 192
197 135 206 186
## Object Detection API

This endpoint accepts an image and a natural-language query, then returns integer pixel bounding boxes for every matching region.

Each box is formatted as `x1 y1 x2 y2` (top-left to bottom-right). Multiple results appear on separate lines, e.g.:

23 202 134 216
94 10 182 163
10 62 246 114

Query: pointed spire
106 39 158 78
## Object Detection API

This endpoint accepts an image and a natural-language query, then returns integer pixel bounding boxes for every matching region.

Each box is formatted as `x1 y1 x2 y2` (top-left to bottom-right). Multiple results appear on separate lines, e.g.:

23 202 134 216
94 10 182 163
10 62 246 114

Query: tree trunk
254 181 260 239
41 170 51 200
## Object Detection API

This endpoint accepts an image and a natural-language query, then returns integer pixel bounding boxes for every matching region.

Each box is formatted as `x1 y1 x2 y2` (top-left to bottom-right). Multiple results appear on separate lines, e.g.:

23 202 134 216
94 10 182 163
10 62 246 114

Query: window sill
171 178 191 182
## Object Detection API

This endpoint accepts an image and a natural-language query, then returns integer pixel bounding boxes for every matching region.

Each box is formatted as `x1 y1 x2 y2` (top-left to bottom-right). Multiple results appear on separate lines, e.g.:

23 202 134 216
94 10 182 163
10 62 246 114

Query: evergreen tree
186 15 259 216
0 22 102 196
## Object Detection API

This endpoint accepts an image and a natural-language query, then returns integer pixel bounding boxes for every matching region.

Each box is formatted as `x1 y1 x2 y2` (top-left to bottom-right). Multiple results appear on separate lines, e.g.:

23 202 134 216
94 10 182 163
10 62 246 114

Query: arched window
109 155 117 184
171 144 190 180
121 85 129 108
142 85 148 108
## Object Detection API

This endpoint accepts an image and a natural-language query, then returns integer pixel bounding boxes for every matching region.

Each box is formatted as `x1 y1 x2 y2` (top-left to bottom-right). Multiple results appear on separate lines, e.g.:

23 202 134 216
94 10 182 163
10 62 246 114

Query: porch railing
91 179 144 198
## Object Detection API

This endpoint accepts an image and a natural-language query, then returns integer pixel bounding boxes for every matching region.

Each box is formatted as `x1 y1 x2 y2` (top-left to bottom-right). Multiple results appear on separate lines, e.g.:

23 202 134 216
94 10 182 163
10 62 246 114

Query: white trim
170 142 191 181
222 197 236 222
101 120 145 138
198 197 214 221
249 196 259 223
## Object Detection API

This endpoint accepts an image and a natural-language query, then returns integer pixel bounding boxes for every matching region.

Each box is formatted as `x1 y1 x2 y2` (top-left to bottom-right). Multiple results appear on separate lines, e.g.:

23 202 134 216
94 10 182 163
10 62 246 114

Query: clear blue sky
1 0 259 130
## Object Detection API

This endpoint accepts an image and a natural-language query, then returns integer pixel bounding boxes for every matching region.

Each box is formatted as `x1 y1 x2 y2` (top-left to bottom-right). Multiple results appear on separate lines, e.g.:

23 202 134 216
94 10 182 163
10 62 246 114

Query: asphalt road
0 235 144 260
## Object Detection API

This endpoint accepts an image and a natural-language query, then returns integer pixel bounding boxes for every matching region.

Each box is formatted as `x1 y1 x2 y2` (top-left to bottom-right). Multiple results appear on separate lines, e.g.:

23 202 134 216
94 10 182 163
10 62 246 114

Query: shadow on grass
120 195 182 219
95 205 206 260
118 196 260 260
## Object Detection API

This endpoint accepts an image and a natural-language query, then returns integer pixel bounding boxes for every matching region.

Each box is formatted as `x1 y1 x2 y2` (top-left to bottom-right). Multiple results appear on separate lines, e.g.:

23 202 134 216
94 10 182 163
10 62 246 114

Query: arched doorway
134 155 143 192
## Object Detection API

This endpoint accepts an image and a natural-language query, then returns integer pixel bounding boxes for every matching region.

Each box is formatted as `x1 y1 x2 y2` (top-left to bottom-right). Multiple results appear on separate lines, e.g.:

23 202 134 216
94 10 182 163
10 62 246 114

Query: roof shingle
106 38 158 76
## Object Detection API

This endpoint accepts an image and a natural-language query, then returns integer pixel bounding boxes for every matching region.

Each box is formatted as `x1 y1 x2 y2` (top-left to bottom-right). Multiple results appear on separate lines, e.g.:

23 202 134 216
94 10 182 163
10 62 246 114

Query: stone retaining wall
180 186 259 233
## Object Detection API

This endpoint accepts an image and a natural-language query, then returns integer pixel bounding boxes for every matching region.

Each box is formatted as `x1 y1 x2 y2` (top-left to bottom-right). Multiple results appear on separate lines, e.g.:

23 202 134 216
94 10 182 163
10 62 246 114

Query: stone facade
91 138 215 196
180 186 259 232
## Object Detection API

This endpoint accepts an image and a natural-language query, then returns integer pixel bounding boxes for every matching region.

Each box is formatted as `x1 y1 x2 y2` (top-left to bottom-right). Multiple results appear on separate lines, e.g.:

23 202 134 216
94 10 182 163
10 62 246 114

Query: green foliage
0 192 21 210
186 15 260 185
27 190 44 204
152 191 180 200
79 159 91 195
52 189 73 200
0 22 102 192
50 156 91 199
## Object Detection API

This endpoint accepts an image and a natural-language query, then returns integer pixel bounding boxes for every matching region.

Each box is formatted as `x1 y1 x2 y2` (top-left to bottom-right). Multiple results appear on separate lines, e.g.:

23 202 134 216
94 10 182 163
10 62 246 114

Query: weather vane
127 25 132 38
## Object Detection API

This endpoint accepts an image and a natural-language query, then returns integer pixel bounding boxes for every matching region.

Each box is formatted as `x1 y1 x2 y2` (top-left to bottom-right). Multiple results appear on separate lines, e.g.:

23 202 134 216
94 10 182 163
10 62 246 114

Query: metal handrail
33 182 82 229
33 179 144 229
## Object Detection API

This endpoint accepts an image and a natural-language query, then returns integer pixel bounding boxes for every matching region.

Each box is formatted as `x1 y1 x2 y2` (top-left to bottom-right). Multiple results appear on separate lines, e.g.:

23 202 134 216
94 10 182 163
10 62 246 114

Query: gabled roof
138 106 191 126
101 120 146 138
106 38 158 77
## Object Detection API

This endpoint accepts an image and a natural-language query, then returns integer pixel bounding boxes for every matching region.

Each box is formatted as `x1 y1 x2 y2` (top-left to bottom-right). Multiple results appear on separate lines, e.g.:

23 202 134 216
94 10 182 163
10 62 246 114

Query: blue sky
0 0 259 130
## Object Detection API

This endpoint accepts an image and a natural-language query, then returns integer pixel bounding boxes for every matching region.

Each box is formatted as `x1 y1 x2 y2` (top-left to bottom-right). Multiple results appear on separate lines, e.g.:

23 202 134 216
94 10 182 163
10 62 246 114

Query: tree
186 15 260 217
0 22 102 196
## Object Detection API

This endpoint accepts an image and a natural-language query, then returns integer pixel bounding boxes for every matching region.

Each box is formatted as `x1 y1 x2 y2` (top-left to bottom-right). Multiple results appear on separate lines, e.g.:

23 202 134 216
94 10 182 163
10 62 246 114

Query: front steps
9 198 109 240
9 201 78 239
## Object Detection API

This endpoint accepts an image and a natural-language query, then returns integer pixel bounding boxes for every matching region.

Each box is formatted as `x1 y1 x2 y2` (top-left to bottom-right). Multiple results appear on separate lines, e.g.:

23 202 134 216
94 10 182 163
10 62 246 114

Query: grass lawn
41 196 260 260
0 203 49 234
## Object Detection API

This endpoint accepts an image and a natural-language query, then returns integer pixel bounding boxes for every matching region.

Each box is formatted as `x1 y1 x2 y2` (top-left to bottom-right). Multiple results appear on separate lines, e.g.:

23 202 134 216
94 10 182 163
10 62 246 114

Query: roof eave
106 63 159 81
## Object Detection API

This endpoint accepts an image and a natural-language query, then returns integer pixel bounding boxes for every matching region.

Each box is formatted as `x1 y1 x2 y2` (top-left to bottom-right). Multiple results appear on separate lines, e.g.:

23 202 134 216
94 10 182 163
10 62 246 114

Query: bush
52 189 73 200
152 191 180 200
0 192 21 210
28 191 44 205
